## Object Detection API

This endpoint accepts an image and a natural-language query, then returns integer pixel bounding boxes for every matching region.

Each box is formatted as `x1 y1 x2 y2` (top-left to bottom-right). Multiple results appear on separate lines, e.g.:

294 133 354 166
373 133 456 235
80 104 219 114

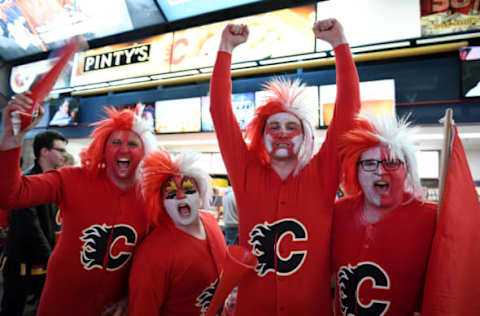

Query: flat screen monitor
117 102 155 132
460 46 480 98
48 97 80 127
0 0 164 62
155 97 201 133
201 92 255 131
156 0 261 22
320 79 395 126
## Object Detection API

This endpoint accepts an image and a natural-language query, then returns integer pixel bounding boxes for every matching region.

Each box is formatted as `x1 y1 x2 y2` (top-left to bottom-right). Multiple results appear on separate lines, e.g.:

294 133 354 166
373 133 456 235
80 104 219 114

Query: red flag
422 125 480 315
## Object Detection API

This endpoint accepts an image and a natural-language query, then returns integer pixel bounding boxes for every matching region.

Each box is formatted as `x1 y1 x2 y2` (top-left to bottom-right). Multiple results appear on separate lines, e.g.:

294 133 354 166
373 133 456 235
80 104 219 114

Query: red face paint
263 112 303 159
358 146 407 209
104 130 144 188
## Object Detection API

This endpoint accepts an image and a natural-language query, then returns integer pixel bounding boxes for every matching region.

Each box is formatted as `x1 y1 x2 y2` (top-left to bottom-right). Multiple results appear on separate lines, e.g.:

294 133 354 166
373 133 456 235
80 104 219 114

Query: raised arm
0 95 60 210
210 24 250 186
314 19 361 148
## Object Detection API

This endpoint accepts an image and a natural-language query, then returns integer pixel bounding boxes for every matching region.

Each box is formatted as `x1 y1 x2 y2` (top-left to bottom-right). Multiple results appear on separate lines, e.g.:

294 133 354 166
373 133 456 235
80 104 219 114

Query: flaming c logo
248 218 308 277
80 224 137 271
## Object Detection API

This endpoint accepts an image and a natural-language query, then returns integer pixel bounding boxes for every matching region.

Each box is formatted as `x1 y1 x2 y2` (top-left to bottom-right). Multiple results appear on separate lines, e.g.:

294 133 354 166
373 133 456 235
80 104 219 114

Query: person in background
0 93 156 316
129 150 226 316
0 130 67 316
210 19 360 315
331 115 437 315
222 186 238 245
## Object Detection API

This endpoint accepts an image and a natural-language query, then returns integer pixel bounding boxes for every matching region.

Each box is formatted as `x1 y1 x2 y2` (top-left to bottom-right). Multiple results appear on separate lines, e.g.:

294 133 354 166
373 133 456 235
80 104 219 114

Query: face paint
104 130 144 186
263 112 303 159
358 145 407 209
163 175 201 227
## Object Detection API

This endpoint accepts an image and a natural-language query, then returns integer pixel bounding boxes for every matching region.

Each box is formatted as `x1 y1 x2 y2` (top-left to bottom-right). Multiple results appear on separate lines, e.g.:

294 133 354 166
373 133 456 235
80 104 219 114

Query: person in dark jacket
0 130 67 316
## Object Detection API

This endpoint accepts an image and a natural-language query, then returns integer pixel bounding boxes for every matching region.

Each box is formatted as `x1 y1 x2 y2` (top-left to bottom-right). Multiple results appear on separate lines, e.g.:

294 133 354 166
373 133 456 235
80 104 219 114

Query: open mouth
177 202 191 218
117 158 130 168
374 181 390 193
275 143 291 148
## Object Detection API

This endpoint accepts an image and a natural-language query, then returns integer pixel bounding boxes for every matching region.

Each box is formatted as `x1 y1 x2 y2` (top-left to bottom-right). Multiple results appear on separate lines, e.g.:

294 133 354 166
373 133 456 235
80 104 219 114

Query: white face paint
163 176 201 227
263 112 303 159
358 145 407 209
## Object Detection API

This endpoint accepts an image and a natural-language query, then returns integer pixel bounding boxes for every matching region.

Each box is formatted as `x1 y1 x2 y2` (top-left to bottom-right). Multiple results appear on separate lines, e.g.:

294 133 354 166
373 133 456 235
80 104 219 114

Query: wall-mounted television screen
460 46 480 98
48 97 80 127
255 86 320 128
117 102 155 131
155 97 201 133
201 92 255 131
320 79 395 126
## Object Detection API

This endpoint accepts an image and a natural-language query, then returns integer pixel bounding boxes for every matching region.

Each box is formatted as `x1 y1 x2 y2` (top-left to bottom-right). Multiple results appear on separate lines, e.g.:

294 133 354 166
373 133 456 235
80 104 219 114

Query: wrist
219 41 235 54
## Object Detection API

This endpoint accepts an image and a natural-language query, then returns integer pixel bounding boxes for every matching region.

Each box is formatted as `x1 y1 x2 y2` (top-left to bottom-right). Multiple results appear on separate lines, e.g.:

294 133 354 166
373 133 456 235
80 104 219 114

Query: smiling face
263 112 303 160
104 130 144 189
162 175 201 227
358 145 407 209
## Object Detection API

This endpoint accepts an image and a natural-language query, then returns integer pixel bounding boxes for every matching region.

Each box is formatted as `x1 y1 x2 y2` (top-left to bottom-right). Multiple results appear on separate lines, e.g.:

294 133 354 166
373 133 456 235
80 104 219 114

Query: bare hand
219 24 249 53
0 92 44 150
313 18 347 49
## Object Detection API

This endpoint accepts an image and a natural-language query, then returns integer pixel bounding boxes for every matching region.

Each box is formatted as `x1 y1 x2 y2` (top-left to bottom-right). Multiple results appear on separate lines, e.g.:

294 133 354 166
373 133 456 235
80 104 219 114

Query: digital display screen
320 79 395 126
460 46 480 98
155 97 201 133
201 92 255 132
0 0 164 62
155 0 261 22
48 97 80 127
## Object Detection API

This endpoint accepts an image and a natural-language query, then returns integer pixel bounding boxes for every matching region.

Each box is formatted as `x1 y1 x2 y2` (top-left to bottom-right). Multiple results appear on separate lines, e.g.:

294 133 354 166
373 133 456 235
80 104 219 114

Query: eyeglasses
357 159 404 172
51 147 67 154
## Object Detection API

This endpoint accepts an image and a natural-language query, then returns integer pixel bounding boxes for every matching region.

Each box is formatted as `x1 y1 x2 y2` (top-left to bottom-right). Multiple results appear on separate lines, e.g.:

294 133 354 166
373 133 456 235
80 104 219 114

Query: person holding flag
332 114 437 315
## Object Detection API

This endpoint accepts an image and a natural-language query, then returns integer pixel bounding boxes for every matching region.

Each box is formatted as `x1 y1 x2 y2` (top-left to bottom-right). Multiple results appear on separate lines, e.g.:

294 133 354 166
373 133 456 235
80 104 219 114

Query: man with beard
210 19 360 315
332 115 437 315
0 92 156 316
129 150 226 316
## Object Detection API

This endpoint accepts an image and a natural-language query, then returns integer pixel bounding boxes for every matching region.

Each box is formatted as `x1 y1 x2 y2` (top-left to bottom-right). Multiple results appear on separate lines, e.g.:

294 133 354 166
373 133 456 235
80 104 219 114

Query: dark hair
33 131 68 159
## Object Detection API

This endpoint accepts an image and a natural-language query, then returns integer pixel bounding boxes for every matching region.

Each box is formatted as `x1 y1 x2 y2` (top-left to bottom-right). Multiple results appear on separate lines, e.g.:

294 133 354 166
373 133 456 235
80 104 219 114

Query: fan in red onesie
0 93 157 316
332 115 437 316
129 150 226 316
210 19 361 315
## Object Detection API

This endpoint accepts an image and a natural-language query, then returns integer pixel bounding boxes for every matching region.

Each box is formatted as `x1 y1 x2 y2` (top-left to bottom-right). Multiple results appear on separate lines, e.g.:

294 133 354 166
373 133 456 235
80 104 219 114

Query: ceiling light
350 41 411 53
73 83 109 91
150 70 199 80
416 32 480 45
109 76 151 86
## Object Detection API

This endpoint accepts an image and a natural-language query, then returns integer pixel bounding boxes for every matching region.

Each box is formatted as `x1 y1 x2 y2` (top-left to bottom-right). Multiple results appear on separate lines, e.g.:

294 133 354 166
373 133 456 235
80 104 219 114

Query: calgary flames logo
337 262 390 316
80 224 137 271
248 218 308 277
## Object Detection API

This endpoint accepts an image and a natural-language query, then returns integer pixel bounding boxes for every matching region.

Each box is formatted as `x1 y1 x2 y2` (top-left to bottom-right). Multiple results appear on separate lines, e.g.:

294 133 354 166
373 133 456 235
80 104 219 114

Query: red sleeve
129 239 169 316
318 43 360 157
0 147 62 210
210 51 249 187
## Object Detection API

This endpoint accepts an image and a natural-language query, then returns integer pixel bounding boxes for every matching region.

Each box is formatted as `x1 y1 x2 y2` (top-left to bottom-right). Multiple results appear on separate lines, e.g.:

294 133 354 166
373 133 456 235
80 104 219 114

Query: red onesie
210 45 360 315
0 148 148 316
129 212 226 316
332 196 437 316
